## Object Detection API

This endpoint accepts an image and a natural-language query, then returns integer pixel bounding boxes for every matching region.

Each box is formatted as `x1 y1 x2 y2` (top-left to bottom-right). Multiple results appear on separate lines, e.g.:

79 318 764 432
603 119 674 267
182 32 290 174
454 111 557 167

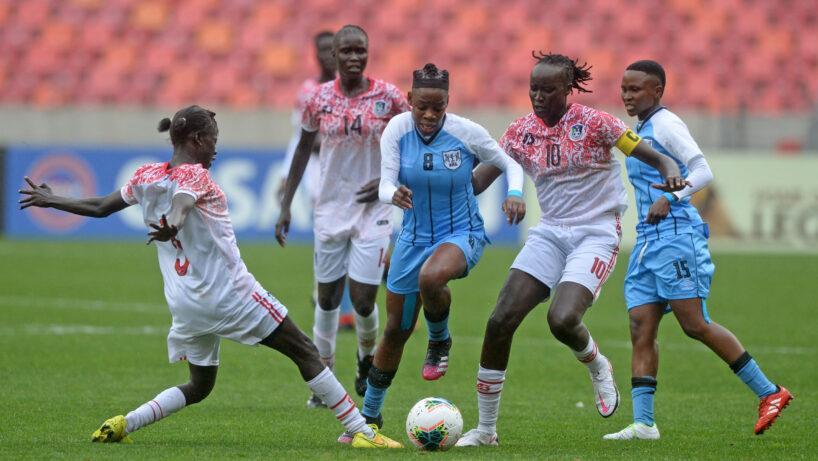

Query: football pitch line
0 294 165 313
3 294 815 356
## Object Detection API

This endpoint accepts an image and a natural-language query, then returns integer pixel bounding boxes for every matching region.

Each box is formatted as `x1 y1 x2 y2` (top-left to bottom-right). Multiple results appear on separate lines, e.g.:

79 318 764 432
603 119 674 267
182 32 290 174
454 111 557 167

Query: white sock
572 334 607 374
476 365 505 435
313 304 339 371
354 304 378 358
124 386 186 435
307 367 374 438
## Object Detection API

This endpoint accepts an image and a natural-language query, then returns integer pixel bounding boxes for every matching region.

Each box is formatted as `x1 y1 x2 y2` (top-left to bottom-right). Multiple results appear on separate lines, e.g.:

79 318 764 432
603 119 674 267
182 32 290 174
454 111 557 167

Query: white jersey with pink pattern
302 77 410 241
121 162 261 336
501 103 630 225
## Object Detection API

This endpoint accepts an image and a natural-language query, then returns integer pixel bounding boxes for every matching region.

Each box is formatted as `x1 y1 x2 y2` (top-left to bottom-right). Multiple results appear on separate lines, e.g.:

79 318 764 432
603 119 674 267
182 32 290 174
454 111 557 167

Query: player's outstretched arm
471 163 502 196
18 176 129 217
629 142 690 192
146 193 195 244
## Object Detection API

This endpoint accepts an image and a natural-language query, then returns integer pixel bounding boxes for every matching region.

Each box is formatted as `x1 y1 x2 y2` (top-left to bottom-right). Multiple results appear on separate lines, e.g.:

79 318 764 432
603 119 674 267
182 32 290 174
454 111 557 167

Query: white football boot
604 423 660 440
590 356 620 417
455 429 499 447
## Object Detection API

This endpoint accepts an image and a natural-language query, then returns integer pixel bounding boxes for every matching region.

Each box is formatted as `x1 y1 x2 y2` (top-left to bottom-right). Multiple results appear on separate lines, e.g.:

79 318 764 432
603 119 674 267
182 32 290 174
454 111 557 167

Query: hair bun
157 118 171 132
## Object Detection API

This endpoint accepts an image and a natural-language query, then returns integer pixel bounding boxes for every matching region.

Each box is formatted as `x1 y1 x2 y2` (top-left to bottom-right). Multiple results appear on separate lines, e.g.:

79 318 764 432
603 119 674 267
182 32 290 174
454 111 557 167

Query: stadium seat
130 1 169 32
257 42 297 76
38 20 76 51
195 20 235 55
14 0 53 29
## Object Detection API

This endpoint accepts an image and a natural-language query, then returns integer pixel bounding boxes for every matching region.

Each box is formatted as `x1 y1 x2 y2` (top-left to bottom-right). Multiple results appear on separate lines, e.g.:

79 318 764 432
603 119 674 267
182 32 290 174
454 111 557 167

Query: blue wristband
507 189 523 198
662 192 678 202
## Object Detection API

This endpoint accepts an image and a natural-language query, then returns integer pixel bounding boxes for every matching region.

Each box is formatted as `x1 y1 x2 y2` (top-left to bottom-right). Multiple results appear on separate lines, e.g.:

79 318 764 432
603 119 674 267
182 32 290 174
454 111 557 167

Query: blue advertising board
5 145 523 244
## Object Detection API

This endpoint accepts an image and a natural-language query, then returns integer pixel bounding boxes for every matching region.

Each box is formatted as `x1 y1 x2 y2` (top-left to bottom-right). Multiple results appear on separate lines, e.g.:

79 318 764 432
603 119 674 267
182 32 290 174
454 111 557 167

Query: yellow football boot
91 415 133 443
351 424 402 448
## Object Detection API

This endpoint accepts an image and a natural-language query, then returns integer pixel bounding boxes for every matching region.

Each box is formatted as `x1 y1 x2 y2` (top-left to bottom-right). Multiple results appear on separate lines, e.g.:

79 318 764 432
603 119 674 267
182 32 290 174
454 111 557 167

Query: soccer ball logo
405 397 463 451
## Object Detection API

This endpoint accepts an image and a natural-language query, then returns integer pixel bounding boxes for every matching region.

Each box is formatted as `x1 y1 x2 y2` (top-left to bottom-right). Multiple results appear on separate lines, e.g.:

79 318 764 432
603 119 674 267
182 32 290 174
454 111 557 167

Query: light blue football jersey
626 107 705 241
380 112 521 246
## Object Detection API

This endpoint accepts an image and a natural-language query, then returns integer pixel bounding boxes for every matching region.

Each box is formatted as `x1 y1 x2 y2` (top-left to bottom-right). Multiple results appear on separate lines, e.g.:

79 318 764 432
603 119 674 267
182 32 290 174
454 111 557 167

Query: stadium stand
0 0 815 112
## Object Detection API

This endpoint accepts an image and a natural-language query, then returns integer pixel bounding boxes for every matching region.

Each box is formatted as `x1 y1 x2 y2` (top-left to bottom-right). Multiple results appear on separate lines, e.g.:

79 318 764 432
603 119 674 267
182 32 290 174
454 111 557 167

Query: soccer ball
405 397 463 451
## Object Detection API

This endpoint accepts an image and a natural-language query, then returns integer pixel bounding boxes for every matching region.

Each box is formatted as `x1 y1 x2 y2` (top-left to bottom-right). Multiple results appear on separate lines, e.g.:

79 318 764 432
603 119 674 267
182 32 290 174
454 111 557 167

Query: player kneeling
18 105 401 449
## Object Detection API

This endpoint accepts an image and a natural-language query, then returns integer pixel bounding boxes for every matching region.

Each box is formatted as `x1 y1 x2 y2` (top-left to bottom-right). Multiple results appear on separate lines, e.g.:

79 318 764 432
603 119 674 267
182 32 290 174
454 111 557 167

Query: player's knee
351 299 374 316
547 309 580 338
316 293 336 310
417 269 446 296
679 319 708 341
629 315 649 341
486 308 522 339
295 332 321 358
382 321 412 345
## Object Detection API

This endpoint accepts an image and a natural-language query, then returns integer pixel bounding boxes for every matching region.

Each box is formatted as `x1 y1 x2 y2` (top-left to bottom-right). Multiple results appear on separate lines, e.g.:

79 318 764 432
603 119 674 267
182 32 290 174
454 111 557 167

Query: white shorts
511 213 622 304
166 289 288 366
314 235 391 285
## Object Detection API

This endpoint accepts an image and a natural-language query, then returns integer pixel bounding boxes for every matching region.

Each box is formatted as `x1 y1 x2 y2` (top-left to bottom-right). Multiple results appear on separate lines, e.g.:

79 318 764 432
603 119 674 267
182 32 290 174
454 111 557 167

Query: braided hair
412 63 449 90
532 51 593 94
157 105 217 147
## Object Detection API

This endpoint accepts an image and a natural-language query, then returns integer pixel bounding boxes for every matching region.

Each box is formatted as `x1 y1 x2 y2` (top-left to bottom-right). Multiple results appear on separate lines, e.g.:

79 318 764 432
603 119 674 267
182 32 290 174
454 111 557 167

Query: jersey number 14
344 115 362 136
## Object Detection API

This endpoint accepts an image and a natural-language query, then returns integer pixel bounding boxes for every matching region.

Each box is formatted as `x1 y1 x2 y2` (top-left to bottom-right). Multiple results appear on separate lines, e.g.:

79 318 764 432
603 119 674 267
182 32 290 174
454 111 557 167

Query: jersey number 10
546 144 561 167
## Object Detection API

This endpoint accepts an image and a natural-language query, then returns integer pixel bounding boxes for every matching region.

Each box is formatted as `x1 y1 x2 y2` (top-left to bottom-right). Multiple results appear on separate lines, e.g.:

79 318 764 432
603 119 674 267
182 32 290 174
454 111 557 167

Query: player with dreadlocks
456 52 689 447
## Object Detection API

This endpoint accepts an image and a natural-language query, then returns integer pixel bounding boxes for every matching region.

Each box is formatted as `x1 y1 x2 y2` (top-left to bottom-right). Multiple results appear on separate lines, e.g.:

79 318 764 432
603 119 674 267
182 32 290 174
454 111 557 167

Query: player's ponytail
157 118 172 132
157 106 217 147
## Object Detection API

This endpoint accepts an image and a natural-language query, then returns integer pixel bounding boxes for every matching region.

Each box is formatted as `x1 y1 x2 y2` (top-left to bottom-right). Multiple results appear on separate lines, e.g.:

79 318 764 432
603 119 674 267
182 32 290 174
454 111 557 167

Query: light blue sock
362 381 387 419
339 283 352 314
425 312 449 342
736 359 777 398
632 376 656 426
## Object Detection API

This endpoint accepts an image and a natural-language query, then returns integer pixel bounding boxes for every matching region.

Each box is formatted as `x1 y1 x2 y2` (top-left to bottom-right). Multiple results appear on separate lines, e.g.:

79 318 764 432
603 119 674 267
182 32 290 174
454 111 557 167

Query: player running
17 105 401 449
603 60 792 440
275 25 411 407
352 63 525 436
456 52 688 447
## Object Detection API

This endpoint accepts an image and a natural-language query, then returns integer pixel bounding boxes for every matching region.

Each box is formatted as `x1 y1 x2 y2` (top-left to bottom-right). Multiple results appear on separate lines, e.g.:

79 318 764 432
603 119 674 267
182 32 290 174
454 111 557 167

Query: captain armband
614 129 641 156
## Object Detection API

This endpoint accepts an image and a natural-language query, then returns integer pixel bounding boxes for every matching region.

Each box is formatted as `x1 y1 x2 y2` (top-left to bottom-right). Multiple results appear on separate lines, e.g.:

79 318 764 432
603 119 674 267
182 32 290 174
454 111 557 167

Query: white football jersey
121 162 261 336
302 77 410 241
501 104 630 225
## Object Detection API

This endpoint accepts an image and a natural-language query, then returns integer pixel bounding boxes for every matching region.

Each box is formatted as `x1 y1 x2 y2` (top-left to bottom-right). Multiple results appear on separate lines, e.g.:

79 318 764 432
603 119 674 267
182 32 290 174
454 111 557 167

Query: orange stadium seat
130 1 169 32
257 42 298 77
196 20 235 55
31 79 67 107
156 63 203 107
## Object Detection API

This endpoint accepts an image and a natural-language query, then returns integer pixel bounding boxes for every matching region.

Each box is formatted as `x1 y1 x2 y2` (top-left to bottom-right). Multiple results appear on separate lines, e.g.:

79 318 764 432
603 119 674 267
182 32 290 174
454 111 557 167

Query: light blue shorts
624 227 714 311
387 231 487 295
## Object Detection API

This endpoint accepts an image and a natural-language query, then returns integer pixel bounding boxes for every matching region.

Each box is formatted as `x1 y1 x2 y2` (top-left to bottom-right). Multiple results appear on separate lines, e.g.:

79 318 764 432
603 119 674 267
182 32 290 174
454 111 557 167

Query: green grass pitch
0 240 815 459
